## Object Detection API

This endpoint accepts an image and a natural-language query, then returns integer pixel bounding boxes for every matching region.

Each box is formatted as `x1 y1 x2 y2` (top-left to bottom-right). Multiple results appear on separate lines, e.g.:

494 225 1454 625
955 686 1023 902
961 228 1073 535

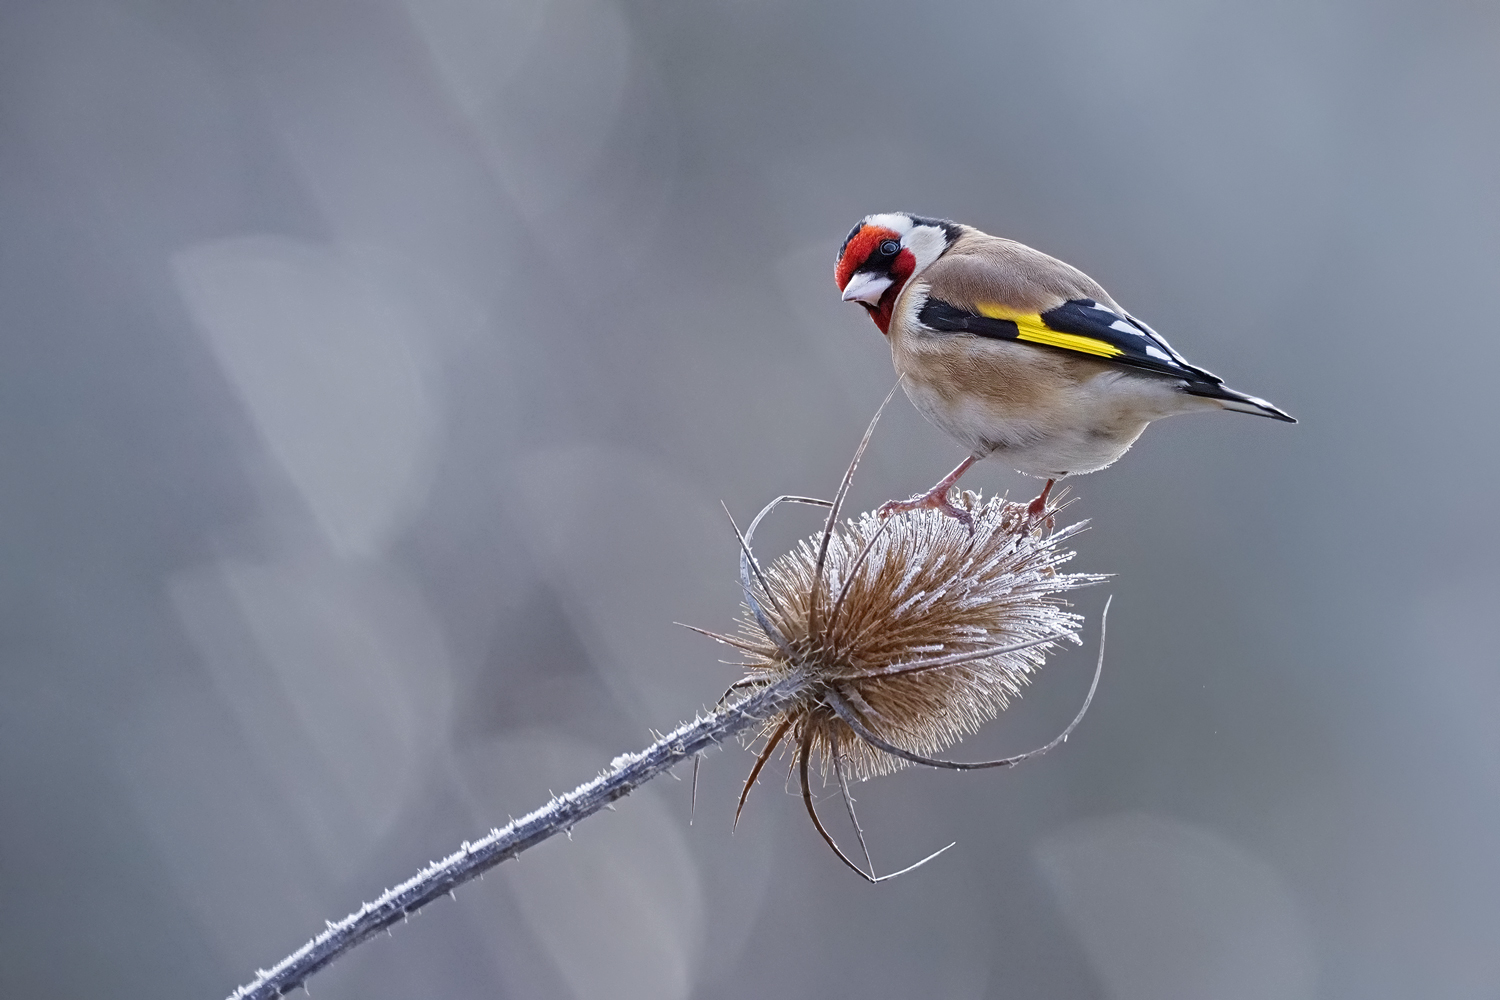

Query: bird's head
835 213 960 333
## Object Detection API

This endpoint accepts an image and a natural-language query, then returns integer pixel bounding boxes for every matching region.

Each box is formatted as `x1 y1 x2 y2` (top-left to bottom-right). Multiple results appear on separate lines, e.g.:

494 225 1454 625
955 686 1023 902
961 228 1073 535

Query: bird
834 212 1295 525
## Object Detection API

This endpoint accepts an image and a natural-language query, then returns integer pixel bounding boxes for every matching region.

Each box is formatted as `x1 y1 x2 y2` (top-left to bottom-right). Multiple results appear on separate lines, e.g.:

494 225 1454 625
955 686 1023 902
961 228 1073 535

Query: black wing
916 295 1224 386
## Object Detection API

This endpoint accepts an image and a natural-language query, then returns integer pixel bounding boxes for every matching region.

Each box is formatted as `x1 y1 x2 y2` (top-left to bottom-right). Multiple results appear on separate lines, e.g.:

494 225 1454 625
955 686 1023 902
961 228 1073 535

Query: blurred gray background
2 1 1497 997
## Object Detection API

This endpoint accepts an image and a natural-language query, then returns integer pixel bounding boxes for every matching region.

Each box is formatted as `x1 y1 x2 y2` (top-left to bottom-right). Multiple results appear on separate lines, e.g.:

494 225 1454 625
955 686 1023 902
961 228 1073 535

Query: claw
879 456 978 530
877 491 973 529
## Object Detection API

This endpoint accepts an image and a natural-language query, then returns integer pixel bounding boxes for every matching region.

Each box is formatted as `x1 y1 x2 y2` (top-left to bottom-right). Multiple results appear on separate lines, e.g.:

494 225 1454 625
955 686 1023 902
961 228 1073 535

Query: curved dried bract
823 596 1108 771
797 722 955 883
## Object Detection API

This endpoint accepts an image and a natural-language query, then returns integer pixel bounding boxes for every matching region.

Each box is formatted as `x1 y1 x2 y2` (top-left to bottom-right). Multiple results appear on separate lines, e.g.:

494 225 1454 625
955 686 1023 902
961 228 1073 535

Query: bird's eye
879 240 901 256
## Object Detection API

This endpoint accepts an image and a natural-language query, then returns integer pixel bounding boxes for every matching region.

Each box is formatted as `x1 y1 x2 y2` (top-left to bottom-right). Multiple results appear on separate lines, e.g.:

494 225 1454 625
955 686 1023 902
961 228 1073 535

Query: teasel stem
225 675 804 1000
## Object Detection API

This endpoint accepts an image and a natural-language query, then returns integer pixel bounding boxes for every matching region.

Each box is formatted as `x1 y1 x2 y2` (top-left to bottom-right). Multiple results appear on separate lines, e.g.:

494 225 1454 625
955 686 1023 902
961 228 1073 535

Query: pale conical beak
841 271 893 305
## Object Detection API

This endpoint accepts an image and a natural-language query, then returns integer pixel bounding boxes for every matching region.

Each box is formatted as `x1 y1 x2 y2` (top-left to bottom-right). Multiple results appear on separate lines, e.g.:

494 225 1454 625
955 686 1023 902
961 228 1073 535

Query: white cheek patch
902 226 950 275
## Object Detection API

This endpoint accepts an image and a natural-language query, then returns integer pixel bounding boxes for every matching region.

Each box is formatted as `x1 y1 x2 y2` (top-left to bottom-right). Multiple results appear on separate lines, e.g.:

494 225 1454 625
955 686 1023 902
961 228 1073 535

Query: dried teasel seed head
701 390 1108 881
735 491 1104 783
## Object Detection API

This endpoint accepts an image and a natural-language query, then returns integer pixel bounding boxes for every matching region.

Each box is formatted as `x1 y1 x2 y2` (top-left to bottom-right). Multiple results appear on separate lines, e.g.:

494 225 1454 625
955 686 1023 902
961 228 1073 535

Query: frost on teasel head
689 389 1107 883
740 494 1100 779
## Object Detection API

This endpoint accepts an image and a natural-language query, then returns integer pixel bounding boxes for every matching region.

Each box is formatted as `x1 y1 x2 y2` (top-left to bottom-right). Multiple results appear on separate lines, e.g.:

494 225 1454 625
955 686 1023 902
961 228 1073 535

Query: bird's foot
877 488 974 530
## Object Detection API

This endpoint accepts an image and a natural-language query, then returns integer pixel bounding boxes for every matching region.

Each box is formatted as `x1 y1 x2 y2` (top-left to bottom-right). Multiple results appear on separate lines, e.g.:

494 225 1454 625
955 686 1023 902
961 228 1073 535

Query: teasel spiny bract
690 389 1108 882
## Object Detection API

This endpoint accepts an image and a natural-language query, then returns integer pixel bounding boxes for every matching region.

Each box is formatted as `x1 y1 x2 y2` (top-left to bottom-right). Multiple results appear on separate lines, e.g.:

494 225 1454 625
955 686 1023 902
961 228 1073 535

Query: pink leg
1025 478 1055 519
1025 478 1056 531
877 456 978 526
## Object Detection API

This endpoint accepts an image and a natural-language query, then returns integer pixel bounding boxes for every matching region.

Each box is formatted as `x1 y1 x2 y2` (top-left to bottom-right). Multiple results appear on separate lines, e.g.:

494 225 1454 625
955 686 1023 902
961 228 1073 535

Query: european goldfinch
835 213 1295 523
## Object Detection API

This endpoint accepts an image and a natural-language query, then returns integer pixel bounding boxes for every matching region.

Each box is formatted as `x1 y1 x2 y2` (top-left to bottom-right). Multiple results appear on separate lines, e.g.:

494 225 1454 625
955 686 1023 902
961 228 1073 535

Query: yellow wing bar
975 303 1124 358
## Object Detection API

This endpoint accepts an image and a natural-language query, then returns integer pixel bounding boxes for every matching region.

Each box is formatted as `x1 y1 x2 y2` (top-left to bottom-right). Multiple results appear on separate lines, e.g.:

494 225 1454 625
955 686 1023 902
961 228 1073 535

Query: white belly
901 369 1206 479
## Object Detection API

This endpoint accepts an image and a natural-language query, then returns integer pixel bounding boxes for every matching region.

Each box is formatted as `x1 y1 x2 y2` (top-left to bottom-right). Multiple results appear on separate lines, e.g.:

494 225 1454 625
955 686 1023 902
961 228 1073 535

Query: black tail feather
1184 382 1296 422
